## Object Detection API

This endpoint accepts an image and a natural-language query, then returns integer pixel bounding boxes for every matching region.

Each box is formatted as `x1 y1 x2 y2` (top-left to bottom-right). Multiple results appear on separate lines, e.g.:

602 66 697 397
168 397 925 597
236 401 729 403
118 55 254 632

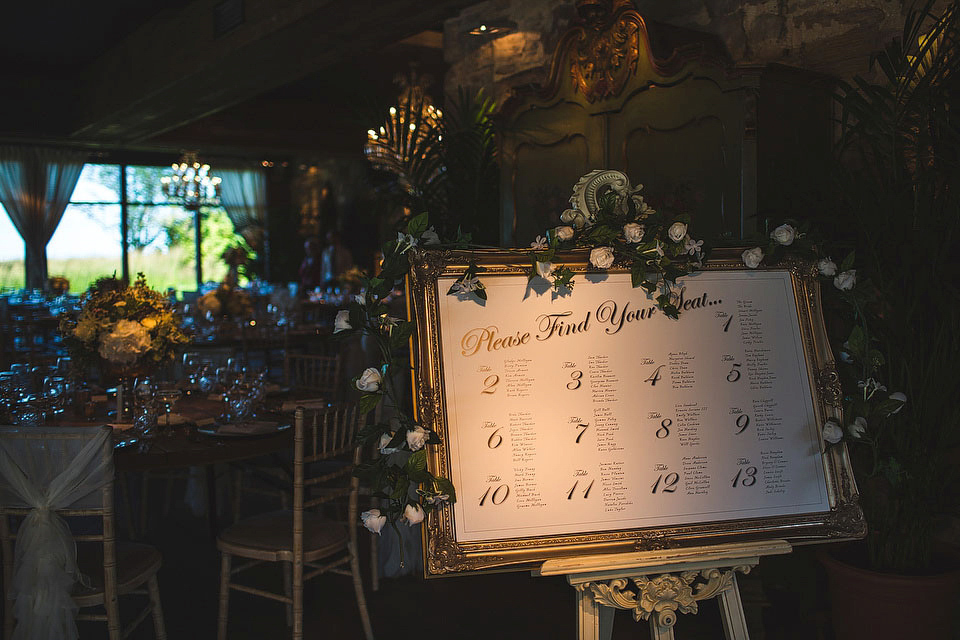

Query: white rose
770 223 796 246
848 416 867 439
403 503 425 526
589 246 615 270
356 367 382 393
888 391 907 415
623 223 645 243
406 425 429 452
98 319 152 365
360 509 387 535
535 261 553 279
742 247 764 269
421 227 440 245
560 209 588 229
822 418 843 444
817 257 837 277
554 225 574 242
378 432 400 455
74 316 98 342
667 222 687 243
834 270 856 291
333 310 351 333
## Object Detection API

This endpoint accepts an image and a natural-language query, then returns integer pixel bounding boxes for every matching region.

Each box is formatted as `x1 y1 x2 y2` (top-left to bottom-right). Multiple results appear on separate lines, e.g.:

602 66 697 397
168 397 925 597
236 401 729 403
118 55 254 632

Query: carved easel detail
538 540 792 640
579 565 752 630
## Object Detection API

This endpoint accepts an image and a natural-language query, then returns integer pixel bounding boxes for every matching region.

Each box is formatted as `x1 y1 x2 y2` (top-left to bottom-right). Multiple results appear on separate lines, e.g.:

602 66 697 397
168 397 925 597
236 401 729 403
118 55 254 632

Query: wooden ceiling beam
69 0 475 145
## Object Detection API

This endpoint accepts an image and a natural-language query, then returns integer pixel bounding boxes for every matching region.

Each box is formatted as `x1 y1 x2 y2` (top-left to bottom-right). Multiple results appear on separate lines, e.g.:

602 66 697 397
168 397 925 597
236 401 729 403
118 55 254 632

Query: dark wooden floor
84 479 837 640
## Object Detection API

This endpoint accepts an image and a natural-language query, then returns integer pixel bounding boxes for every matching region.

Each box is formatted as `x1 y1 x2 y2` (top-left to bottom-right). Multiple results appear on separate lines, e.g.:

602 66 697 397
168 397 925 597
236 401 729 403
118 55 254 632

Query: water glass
223 385 253 423
42 376 68 415
133 387 159 439
12 399 44 427
198 364 218 393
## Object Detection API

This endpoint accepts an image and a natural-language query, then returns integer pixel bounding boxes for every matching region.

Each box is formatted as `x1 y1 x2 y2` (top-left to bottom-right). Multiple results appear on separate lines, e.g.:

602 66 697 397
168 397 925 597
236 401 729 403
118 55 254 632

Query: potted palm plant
810 1 960 637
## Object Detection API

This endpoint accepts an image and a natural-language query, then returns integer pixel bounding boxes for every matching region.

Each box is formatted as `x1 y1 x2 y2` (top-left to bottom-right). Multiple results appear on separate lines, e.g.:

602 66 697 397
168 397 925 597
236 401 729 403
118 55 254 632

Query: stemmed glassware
182 352 202 390
42 375 68 417
156 384 183 427
133 377 159 445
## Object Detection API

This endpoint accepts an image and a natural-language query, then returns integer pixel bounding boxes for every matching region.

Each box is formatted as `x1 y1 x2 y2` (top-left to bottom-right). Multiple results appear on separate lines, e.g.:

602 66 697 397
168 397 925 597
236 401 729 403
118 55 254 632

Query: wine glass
42 375 67 416
156 385 183 427
182 352 201 387
133 382 159 443
197 363 218 393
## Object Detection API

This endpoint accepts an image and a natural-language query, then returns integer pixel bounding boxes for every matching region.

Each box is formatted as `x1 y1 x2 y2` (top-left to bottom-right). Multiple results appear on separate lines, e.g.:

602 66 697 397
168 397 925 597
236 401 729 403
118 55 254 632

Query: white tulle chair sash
0 427 113 640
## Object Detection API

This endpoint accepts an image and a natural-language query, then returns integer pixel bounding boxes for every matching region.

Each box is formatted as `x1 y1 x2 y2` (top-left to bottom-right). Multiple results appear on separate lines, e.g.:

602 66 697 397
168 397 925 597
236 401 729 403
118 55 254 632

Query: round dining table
56 393 297 538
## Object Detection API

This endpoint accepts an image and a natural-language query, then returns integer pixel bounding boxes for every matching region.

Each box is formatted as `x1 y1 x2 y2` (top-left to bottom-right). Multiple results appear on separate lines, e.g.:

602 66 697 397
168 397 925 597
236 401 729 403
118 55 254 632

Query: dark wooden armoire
498 0 835 247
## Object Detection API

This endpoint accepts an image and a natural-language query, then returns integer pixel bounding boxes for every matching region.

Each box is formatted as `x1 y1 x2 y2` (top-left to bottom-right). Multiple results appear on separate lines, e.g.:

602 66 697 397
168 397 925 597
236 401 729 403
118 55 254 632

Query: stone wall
443 0 906 103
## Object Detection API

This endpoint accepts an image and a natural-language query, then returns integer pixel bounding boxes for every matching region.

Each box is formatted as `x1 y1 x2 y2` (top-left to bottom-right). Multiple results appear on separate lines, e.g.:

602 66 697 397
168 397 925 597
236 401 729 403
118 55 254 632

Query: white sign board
409 250 864 575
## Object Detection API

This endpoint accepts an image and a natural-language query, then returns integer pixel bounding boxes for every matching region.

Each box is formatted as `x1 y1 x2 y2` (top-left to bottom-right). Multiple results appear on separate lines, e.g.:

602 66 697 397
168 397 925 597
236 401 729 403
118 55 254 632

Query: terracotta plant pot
818 548 960 640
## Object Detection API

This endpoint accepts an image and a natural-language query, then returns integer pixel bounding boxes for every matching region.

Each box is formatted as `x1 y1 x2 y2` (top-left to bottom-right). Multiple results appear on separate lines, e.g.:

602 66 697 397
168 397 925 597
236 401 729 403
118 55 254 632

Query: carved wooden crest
569 2 642 102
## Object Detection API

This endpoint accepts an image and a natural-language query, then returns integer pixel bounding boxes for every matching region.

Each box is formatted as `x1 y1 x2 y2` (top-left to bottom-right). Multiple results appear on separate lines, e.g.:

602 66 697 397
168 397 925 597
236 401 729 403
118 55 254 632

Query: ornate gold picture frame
407 248 865 576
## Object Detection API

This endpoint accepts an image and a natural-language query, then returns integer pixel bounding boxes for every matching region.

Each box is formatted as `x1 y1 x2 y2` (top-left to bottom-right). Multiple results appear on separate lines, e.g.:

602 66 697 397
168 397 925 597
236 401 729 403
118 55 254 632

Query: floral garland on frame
737 222 907 451
344 170 706 545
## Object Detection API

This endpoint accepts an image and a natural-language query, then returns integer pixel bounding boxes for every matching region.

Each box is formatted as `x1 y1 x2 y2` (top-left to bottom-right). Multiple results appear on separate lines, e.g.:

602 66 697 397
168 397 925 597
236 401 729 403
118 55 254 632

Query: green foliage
828 0 960 573
338 212 458 534
367 88 500 244
526 179 704 315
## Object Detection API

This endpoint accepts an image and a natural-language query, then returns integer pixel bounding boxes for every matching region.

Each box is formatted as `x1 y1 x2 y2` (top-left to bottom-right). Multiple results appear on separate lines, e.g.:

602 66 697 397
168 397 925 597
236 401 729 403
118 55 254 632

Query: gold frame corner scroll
408 248 865 577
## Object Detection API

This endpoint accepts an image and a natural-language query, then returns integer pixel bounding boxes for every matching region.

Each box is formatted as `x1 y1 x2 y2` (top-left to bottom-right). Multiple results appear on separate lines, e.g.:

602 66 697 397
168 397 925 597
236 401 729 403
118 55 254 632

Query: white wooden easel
535 540 792 640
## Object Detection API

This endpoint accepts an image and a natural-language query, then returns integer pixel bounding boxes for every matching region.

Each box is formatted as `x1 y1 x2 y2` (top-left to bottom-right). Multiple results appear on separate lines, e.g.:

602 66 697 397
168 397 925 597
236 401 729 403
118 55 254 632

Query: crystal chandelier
364 73 442 188
161 151 221 205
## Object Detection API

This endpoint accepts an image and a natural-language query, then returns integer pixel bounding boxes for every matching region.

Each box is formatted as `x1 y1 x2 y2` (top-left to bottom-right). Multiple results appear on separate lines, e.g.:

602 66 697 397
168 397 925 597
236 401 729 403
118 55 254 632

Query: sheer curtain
218 167 267 251
0 146 86 289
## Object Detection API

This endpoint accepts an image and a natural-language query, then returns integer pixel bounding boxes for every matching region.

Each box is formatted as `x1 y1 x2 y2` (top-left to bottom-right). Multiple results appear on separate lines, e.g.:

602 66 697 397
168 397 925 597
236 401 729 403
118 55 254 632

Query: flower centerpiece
60 274 189 418
220 242 255 286
197 283 253 320
61 274 188 372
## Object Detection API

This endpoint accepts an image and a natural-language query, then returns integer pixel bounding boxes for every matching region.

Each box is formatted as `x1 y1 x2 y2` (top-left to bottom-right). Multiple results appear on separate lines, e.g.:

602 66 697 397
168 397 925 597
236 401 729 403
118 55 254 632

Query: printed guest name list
437 270 830 543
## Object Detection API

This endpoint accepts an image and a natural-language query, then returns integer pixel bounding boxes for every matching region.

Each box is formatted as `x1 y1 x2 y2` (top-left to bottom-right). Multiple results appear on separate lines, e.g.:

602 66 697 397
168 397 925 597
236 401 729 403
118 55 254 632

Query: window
39 163 240 294
0 203 25 291
47 165 122 292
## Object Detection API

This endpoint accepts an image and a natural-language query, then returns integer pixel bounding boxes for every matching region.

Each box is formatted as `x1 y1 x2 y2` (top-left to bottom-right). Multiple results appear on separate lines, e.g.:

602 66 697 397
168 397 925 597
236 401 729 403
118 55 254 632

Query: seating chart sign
408 250 865 576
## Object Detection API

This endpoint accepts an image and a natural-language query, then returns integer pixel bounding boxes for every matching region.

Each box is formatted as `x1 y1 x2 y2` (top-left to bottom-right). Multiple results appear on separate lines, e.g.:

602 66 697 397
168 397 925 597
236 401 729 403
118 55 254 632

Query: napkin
216 421 278 435
280 398 329 411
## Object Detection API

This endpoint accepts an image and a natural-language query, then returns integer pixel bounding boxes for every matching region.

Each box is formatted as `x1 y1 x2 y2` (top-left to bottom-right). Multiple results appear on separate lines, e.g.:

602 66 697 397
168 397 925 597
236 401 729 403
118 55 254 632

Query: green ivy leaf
407 212 429 238
358 393 382 416
630 262 647 288
390 477 410 501
390 321 415 350
405 449 427 474
840 251 856 272
434 476 458 503
847 325 867 358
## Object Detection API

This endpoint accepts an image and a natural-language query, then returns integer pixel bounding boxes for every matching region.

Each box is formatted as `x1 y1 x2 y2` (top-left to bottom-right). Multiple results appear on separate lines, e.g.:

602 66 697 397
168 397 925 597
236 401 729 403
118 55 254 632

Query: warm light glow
164 151 221 205
364 73 443 183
